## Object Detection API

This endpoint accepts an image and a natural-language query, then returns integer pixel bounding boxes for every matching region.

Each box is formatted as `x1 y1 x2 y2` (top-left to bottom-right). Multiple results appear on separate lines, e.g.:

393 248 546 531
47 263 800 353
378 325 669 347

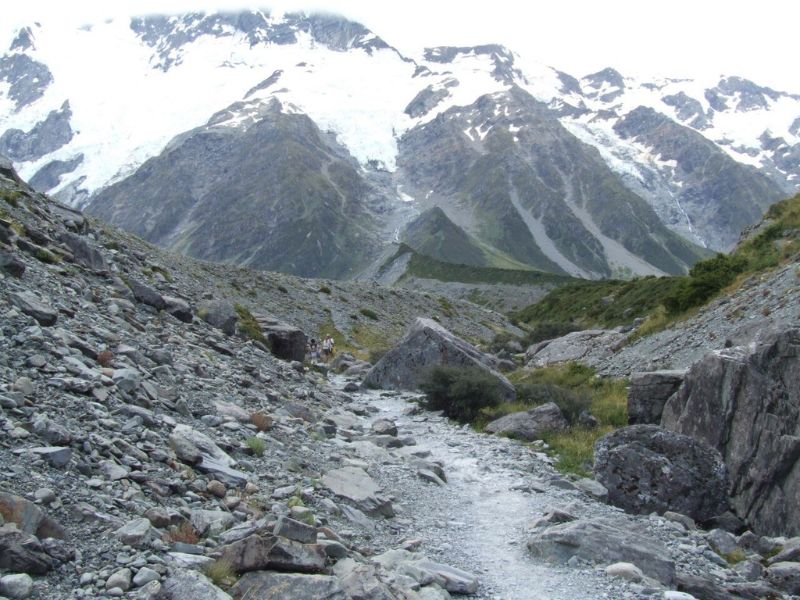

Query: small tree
419 365 503 423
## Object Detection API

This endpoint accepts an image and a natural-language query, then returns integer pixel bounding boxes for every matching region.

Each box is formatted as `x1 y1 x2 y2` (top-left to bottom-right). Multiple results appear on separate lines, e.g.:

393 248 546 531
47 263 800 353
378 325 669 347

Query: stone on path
321 466 394 517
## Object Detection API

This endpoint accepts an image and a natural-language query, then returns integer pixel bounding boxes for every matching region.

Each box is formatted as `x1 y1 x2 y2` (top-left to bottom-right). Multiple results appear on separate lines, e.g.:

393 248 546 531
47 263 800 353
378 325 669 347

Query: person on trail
322 335 334 360
308 338 319 360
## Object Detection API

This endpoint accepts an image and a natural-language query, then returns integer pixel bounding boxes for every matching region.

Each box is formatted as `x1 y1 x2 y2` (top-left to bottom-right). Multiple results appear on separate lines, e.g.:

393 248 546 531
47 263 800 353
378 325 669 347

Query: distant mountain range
1 11 797 279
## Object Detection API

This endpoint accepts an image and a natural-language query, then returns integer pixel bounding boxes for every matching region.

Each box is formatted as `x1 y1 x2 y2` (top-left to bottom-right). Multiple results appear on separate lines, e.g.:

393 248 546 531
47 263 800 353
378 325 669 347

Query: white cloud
1 0 798 92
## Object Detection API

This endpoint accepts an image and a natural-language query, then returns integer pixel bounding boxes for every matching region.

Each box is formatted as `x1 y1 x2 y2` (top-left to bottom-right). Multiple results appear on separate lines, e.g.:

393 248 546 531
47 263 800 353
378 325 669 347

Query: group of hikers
307 335 335 361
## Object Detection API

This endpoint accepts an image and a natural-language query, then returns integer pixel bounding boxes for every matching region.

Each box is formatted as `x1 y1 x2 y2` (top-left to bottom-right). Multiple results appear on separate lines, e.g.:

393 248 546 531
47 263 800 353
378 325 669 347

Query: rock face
527 518 676 585
661 329 800 536
363 317 516 400
526 329 627 368
627 370 686 425
593 424 729 522
484 402 568 441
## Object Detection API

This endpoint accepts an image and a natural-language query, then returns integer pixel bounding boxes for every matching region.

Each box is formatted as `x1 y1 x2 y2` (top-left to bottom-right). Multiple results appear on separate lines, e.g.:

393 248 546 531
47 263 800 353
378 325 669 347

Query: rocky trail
325 378 794 600
333 380 627 599
2 162 800 599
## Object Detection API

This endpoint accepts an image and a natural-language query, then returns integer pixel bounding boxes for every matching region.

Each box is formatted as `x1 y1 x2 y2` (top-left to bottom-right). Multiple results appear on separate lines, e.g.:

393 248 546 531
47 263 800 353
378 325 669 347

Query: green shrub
514 383 591 424
419 366 504 423
246 436 266 457
663 253 747 315
359 308 379 320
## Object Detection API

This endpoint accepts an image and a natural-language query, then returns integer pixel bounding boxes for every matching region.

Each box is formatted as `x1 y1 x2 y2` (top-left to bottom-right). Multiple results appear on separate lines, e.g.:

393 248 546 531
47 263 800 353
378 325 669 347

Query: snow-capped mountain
1 10 796 279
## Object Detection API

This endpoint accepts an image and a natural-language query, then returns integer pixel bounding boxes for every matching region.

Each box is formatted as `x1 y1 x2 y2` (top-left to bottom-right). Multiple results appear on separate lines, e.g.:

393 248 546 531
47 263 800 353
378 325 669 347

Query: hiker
322 335 334 360
308 338 319 360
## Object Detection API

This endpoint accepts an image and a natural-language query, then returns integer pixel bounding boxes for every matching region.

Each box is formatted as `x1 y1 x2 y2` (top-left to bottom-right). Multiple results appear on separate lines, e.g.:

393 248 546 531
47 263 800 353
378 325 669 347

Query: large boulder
527 518 675 585
593 424 729 522
321 466 394 517
262 324 306 362
363 318 515 400
198 300 238 335
484 402 568 441
627 370 685 425
169 425 248 488
660 329 800 536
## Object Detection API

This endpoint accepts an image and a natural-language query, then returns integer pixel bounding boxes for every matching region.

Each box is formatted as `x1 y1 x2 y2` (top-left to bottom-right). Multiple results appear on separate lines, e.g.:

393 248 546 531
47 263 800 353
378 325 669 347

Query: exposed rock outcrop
661 329 800 536
627 370 686 425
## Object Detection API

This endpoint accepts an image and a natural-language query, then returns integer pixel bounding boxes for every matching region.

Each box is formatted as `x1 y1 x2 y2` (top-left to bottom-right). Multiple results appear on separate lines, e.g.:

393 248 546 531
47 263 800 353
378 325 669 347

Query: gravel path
336 380 642 600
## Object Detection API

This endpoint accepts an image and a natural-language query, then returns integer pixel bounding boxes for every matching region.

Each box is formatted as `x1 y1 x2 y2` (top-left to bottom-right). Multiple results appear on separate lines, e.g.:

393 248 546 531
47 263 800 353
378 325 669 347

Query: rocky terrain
5 141 800 600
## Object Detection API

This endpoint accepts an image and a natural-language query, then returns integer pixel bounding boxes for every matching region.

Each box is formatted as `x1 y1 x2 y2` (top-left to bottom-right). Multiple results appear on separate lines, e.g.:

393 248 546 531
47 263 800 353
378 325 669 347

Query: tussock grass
504 363 629 476
246 436 266 457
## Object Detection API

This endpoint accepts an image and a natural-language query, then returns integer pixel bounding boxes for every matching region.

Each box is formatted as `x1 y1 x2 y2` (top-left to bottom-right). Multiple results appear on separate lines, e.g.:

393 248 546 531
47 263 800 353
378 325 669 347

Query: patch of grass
318 285 331 294
540 425 615 477
359 307 379 320
721 548 748 565
204 558 237 585
513 276 684 329
399 243 570 286
166 522 200 544
277 284 288 293
1 189 22 208
504 363 628 475
34 247 61 264
234 304 267 345
246 436 266 457
438 296 457 318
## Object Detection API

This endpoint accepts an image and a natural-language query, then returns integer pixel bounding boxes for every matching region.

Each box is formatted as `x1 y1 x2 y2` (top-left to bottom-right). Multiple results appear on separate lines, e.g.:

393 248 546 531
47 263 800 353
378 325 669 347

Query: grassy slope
396 244 573 286
514 193 800 331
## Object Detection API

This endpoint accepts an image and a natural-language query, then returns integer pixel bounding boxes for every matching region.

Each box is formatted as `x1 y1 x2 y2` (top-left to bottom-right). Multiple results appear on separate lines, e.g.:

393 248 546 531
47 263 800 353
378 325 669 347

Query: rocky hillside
4 162 800 599
3 11 796 282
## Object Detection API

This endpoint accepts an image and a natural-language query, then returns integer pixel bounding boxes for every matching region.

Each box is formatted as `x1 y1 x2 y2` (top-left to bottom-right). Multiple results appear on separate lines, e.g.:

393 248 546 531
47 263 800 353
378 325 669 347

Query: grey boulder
157 570 232 600
527 518 675 585
231 572 345 600
363 317 515 400
593 424 729 522
10 291 58 326
484 402 568 441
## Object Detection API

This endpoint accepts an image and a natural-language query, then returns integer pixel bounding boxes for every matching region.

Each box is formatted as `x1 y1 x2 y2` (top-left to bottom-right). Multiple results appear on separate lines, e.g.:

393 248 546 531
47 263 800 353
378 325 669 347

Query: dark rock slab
10 290 58 325
627 370 685 425
527 518 675 585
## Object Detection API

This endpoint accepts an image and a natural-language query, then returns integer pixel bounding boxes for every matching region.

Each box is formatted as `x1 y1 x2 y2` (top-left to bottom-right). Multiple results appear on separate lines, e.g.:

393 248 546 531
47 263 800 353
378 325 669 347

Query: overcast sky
3 0 798 93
